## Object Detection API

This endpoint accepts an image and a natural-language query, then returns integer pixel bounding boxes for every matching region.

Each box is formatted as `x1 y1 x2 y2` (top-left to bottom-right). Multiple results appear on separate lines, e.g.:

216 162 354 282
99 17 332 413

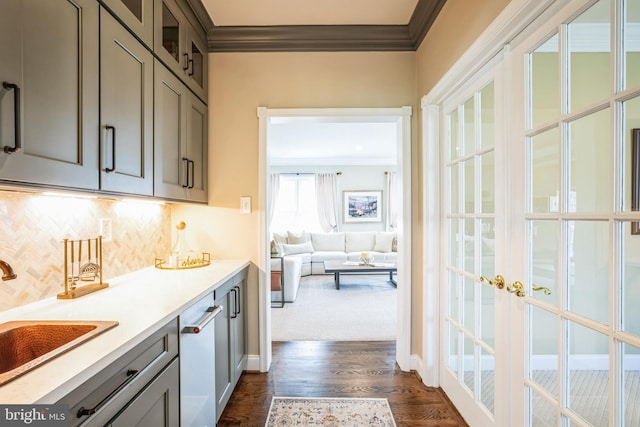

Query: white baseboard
246 354 261 372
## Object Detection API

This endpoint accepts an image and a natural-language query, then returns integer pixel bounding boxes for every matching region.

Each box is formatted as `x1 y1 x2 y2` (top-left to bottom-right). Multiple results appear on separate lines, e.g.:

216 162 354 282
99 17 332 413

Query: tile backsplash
0 191 171 310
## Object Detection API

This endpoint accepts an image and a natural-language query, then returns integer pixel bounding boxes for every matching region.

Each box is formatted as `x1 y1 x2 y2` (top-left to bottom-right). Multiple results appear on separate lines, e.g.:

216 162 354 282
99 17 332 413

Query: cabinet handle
188 159 195 189
76 369 139 418
188 58 194 76
105 125 116 172
230 288 238 318
234 285 241 316
182 305 223 333
2 82 21 154
183 53 189 71
182 157 190 188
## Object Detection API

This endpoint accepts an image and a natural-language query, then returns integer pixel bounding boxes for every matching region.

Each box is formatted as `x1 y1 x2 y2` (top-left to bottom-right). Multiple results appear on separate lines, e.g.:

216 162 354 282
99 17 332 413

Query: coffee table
323 260 397 290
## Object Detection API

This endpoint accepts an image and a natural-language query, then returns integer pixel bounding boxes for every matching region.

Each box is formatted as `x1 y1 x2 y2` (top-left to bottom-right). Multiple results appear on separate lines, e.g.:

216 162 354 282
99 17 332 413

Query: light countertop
0 259 250 404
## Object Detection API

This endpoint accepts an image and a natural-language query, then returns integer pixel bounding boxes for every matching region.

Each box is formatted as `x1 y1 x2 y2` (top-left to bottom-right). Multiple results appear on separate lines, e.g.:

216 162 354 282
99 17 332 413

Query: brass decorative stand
57 236 109 300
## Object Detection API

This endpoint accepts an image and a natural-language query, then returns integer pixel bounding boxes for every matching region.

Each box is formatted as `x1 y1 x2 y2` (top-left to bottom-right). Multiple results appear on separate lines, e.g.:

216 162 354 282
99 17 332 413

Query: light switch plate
99 218 112 241
240 197 251 214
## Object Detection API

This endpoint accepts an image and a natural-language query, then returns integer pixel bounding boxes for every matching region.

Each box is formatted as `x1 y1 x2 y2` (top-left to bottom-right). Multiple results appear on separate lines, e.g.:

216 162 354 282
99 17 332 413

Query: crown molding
203 0 448 52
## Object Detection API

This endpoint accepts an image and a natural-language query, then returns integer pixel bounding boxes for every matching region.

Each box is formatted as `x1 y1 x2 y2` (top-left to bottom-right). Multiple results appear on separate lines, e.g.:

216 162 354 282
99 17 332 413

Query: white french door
438 0 640 426
440 56 510 426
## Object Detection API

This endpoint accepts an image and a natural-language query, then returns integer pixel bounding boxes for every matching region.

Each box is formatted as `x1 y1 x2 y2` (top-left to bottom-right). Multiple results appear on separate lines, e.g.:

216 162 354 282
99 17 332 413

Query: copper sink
0 320 118 385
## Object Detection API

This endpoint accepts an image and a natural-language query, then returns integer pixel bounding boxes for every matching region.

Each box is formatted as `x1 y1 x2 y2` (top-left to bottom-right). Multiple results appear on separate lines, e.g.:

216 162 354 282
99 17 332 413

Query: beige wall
176 51 417 357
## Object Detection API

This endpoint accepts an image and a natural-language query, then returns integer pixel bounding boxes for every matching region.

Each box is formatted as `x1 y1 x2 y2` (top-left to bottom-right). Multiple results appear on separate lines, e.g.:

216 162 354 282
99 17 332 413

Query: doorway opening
257 107 412 372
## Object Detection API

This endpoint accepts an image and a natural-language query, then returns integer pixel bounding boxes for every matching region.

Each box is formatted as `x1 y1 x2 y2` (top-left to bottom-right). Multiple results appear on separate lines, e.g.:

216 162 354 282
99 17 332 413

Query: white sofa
270 231 397 302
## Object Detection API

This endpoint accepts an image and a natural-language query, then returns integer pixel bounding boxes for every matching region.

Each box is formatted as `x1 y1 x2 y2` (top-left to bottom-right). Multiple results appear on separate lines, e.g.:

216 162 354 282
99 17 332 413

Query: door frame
257 106 413 372
420 0 562 387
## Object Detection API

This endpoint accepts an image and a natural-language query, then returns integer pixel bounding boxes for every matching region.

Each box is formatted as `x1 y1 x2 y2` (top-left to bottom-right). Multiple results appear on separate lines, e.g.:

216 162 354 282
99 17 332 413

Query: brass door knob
506 281 525 297
479 274 505 289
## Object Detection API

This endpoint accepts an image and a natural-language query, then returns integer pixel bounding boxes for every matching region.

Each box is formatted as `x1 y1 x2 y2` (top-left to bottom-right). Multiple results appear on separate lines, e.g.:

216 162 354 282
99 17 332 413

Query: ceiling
192 0 448 52
201 0 419 26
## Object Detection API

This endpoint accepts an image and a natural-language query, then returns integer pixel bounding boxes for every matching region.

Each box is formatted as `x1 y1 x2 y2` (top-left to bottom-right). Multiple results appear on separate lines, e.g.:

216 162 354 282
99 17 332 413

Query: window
271 174 322 233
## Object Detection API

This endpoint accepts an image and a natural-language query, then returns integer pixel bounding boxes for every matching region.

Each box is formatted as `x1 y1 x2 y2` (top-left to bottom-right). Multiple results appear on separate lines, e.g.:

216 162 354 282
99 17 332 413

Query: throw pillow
281 241 314 255
270 239 282 255
287 230 310 244
392 236 398 252
272 231 288 244
345 232 375 253
373 232 395 253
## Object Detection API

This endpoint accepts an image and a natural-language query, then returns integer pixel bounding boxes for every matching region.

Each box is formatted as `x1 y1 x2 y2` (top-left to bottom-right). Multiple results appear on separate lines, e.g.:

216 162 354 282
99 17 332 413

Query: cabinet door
154 0 186 81
214 290 233 421
100 8 153 195
100 0 154 48
154 61 187 200
108 358 180 427
0 0 99 189
184 28 208 102
186 91 208 202
231 280 247 380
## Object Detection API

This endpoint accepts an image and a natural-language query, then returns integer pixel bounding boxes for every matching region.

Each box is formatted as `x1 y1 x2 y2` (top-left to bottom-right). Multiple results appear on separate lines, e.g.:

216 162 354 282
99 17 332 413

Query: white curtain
269 173 280 227
386 172 398 231
315 173 338 232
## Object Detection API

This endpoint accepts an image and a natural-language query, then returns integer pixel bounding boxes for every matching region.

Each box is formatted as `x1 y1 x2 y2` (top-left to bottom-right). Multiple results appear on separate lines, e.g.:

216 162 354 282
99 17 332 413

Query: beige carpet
271 274 397 341
265 397 397 427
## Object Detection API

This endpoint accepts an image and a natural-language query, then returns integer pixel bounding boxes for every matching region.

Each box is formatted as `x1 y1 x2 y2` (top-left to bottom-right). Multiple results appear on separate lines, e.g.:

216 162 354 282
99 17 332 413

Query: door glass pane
569 109 611 213
531 33 559 128
531 127 560 213
450 163 459 213
121 0 142 21
529 387 558 427
449 272 461 321
568 321 609 427
162 3 180 63
623 342 640 427
568 221 609 325
480 281 495 348
464 218 475 273
448 321 459 375
531 220 559 306
463 334 475 391
450 109 460 160
449 218 460 268
480 83 495 149
464 97 475 155
622 221 640 336
568 0 611 112
530 306 558 397
624 0 640 90
463 277 475 333
623 96 640 212
480 349 495 414
481 218 495 278
190 41 203 87
464 159 474 213
481 151 495 213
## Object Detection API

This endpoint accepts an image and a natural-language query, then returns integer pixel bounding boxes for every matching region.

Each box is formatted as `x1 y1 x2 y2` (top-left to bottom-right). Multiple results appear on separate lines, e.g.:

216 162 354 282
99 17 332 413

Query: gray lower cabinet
154 60 208 202
99 7 154 196
0 0 99 189
214 268 248 420
57 319 179 427
107 358 179 427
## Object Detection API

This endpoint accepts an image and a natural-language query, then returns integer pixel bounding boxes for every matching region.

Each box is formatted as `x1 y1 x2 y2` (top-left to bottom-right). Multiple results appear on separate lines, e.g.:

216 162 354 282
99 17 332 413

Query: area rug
265 397 397 426
271 274 396 341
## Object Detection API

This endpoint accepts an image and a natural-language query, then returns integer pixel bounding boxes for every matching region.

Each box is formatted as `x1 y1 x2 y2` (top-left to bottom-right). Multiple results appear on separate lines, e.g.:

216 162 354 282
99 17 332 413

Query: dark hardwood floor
218 341 468 426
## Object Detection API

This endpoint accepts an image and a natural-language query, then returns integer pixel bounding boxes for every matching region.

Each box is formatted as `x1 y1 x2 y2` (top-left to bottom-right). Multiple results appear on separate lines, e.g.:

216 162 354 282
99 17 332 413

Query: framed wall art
343 190 382 223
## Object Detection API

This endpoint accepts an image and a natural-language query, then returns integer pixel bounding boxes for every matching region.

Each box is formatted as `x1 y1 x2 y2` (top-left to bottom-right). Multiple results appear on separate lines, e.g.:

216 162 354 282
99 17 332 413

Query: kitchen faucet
0 259 17 280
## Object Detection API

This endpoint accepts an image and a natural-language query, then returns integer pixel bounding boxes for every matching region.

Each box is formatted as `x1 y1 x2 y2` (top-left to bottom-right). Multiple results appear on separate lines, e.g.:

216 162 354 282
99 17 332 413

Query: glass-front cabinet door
154 0 208 102
101 0 154 48
510 0 640 425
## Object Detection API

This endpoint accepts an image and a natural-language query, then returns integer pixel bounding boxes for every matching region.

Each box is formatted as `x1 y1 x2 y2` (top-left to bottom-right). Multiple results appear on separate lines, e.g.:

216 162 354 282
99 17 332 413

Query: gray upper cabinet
154 60 207 202
100 8 154 196
154 0 208 102
100 0 155 48
0 0 99 189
